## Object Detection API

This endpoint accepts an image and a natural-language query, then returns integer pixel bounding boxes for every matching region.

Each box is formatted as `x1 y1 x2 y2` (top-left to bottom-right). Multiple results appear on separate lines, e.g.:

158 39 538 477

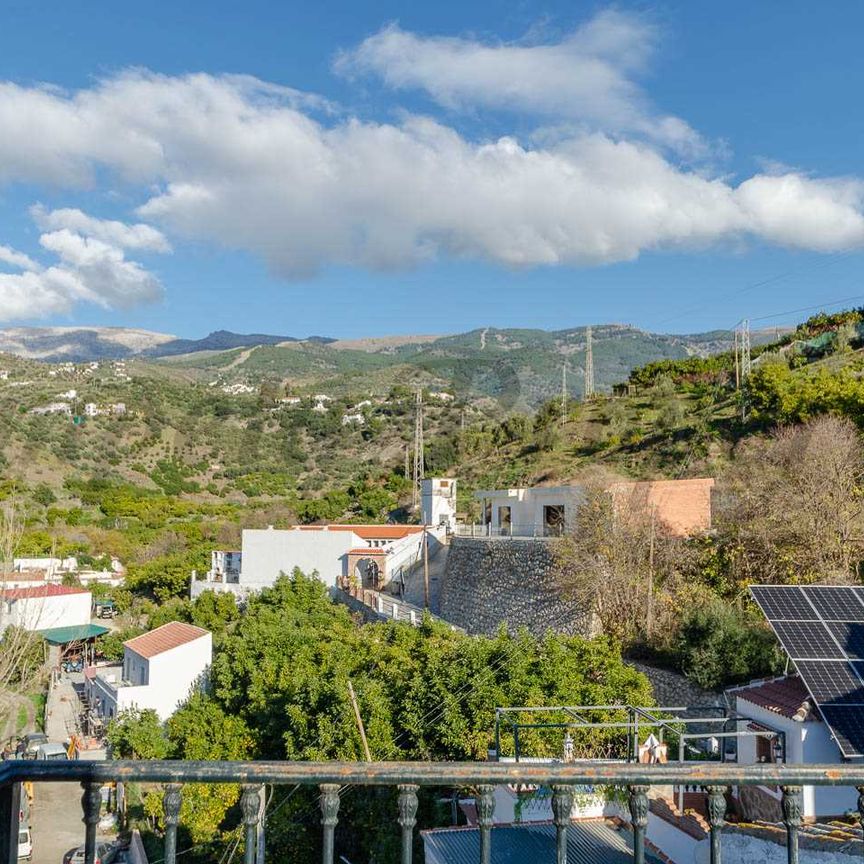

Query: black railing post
0 783 21 864
240 784 262 864
627 785 649 864
162 784 183 864
781 785 802 864
397 784 419 864
476 784 495 864
551 785 573 864
81 780 102 864
706 786 727 864
320 783 340 864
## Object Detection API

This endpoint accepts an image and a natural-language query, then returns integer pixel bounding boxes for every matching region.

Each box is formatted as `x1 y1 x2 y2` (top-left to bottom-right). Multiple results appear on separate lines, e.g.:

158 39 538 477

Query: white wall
479 487 584 535
735 699 856 818
0 590 91 634
241 528 355 588
648 810 700 864
120 633 213 721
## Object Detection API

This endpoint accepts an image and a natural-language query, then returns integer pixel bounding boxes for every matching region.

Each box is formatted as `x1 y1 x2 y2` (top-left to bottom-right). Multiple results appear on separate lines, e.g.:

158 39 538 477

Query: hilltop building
85 621 212 722
473 478 715 538
192 524 442 598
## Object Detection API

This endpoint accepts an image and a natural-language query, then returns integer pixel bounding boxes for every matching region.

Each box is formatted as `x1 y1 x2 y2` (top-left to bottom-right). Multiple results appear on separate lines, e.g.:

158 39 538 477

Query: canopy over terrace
39 623 109 666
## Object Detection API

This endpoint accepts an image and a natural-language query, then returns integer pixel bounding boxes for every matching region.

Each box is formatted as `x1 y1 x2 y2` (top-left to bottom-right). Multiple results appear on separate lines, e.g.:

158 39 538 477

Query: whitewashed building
0 584 91 635
86 621 212 722
192 524 442 598
421 478 458 530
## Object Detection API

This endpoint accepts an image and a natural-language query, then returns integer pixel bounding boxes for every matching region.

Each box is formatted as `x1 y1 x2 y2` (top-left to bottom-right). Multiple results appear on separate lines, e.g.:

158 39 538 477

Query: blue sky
0 0 863 338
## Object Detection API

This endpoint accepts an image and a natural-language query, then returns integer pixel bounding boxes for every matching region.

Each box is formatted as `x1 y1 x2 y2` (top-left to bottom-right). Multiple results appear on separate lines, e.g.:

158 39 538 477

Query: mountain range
0 323 784 407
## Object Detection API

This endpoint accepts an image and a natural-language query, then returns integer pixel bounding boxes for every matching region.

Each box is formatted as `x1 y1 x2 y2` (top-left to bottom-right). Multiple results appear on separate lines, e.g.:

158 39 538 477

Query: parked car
17 826 31 860
35 742 68 761
63 841 116 864
22 734 47 759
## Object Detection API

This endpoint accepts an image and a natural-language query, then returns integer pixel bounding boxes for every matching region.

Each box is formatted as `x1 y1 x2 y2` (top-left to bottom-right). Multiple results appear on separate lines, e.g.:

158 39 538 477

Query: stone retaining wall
439 537 591 638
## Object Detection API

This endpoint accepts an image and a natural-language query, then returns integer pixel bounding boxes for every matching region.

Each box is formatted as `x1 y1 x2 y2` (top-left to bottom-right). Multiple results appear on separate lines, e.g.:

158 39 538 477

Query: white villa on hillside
86 621 212 721
192 479 457 599
473 478 715 538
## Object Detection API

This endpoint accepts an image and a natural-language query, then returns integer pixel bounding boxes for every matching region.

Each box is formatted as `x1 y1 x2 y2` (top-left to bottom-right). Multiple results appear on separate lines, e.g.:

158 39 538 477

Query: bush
675 602 782 689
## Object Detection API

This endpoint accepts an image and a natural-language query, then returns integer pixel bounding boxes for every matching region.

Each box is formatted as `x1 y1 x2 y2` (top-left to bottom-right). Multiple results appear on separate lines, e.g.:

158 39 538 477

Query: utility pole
412 389 425 510
583 326 594 400
423 527 430 610
646 503 656 639
561 363 567 426
348 680 372 762
740 318 751 381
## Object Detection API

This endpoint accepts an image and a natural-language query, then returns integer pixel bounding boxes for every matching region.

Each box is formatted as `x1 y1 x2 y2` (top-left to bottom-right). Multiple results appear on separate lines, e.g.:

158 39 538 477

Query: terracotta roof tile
124 621 210 659
732 676 815 720
1 584 89 600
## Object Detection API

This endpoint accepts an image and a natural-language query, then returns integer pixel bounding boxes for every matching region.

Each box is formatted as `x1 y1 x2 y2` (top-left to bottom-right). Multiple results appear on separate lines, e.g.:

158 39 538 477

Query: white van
17 826 32 860
35 742 68 760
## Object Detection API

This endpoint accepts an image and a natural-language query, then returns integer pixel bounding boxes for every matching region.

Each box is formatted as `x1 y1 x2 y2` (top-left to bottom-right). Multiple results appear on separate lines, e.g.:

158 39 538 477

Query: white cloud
0 69 859 316
30 205 171 252
334 13 707 157
0 244 40 272
0 212 165 321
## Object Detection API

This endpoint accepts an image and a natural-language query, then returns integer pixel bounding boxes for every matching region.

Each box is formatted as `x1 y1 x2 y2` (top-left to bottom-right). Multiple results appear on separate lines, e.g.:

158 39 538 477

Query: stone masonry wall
439 537 591 638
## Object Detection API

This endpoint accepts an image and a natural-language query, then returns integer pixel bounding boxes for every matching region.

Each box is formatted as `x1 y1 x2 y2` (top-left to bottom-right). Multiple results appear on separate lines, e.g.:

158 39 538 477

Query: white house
0 584 91 636
474 478 715 538
341 413 365 426
192 523 443 598
729 675 858 820
86 621 212 722
14 556 79 578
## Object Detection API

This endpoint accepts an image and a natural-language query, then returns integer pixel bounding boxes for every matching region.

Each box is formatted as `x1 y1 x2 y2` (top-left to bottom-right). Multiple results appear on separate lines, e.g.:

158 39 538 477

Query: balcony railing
3 759 864 864
453 523 564 539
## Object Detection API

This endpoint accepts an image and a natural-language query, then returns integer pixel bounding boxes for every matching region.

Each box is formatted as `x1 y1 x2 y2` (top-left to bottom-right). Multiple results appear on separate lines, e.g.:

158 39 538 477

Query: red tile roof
1 584 89 600
288 524 424 540
124 621 210 659
732 676 816 720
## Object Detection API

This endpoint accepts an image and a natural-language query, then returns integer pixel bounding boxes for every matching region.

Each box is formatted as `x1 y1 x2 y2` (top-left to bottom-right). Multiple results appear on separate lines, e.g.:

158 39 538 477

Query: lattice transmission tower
412 389 425 510
583 326 595 399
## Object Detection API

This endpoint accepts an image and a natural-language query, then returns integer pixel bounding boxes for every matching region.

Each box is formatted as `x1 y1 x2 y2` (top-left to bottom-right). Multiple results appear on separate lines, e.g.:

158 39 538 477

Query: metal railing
3 759 864 864
453 523 565 539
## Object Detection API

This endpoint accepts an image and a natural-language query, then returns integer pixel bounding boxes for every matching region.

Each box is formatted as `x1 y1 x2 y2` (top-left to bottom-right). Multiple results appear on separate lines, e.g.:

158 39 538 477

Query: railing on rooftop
4 760 864 864
452 523 565 539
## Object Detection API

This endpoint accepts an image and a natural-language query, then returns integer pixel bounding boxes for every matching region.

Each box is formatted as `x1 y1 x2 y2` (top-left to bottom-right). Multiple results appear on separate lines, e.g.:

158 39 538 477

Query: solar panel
771 620 844 659
750 586 817 621
750 585 864 757
820 707 864 759
800 586 864 621
794 661 864 705
826 622 864 660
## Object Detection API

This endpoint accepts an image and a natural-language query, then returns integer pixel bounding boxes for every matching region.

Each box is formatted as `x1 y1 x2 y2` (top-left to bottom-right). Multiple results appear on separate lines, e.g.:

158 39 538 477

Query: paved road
31 781 85 864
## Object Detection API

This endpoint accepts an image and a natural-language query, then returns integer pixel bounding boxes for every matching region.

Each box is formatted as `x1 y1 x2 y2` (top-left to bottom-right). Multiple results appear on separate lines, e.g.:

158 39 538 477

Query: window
543 505 566 537
498 506 512 534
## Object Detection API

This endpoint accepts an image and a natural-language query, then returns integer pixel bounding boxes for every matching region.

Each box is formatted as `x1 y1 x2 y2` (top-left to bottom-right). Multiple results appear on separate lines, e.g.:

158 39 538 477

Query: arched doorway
354 557 381 589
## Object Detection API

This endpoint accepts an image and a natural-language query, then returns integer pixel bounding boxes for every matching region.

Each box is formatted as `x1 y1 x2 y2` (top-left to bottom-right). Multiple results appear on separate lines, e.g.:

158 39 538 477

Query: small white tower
421 478 457 529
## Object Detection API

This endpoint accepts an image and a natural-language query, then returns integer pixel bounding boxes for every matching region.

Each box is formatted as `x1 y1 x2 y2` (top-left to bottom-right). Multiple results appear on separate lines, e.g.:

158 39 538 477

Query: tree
716 415 864 584
553 470 666 642
106 708 169 759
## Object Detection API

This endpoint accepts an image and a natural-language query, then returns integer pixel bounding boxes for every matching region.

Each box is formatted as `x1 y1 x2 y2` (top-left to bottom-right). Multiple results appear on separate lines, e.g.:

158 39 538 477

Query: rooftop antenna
412 389 425 511
583 326 595 400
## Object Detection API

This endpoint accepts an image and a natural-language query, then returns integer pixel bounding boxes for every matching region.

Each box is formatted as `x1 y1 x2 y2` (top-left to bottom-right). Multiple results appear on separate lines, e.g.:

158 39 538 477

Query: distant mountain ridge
0 327 333 362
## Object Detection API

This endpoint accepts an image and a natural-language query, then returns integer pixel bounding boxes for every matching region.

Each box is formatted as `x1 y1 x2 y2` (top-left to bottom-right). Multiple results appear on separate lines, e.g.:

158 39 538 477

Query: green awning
38 624 110 645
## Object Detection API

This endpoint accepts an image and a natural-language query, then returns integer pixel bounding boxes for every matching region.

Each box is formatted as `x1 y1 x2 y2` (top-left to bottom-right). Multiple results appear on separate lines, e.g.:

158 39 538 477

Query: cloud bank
0 10 862 320
0 209 165 320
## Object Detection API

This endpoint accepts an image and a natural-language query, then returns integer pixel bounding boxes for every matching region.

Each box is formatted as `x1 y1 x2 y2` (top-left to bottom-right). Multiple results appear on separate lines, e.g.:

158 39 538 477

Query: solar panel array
750 585 864 758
